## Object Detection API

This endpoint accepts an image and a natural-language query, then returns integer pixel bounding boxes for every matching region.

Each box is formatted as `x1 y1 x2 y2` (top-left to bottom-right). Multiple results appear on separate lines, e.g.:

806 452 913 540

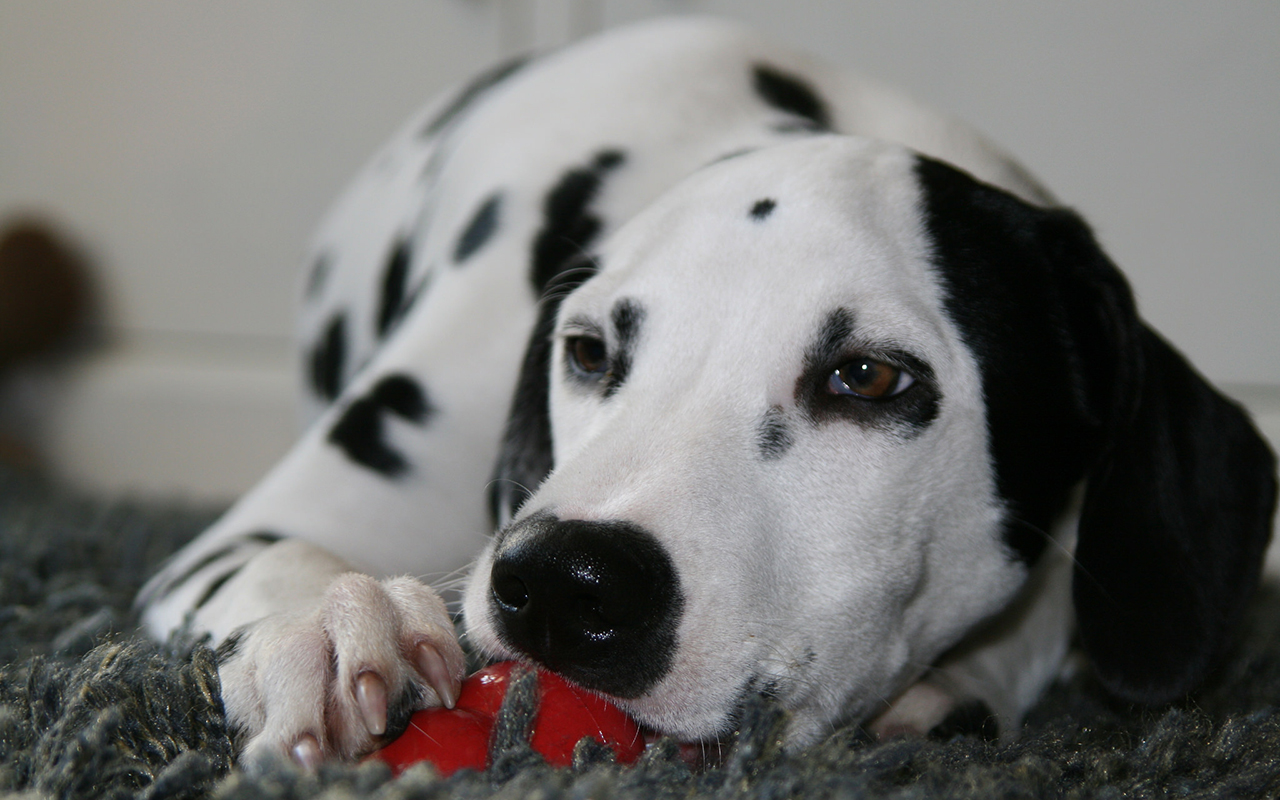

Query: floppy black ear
1035 195 1278 704
915 154 1276 705
1072 319 1277 704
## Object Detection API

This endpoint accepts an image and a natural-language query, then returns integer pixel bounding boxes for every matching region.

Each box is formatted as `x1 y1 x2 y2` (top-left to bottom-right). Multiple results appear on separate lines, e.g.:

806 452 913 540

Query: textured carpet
2 465 1279 799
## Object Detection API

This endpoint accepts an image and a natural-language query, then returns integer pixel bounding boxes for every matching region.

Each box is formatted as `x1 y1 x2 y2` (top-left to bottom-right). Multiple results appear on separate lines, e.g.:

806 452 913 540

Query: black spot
929 699 999 741
752 63 832 131
244 530 284 546
308 313 347 401
420 55 529 139
371 373 430 420
604 299 645 396
153 545 237 604
403 275 431 316
327 374 434 477
795 307 939 435
750 198 777 221
377 238 413 338
454 193 502 264
216 625 250 664
594 151 624 170
305 253 332 300
757 406 793 460
194 565 242 610
152 532 283 604
489 262 599 524
531 150 626 295
804 308 856 376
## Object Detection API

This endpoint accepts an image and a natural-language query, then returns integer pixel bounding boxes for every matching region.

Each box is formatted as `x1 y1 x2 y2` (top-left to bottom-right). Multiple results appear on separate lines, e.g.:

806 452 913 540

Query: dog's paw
216 573 465 767
866 681 999 741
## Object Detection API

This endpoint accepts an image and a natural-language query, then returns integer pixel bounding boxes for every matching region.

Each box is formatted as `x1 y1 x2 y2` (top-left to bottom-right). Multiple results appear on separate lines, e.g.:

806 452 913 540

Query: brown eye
828 358 915 400
566 336 608 377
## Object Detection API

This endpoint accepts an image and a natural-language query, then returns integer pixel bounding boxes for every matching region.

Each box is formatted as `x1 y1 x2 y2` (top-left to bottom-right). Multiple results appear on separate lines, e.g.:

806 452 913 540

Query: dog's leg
135 278 537 762
198 539 465 766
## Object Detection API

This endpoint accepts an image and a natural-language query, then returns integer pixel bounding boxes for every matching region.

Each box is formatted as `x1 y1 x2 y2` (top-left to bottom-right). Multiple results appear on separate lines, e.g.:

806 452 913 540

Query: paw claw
356 670 389 736
291 733 322 769
416 642 459 709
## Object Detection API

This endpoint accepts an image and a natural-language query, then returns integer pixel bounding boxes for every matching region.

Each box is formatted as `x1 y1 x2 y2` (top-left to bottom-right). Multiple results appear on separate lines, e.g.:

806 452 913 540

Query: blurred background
1 0 1276 502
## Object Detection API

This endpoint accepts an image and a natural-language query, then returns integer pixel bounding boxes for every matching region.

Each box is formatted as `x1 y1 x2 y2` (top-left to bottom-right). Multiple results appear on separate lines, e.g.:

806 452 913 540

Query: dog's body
137 17 1276 767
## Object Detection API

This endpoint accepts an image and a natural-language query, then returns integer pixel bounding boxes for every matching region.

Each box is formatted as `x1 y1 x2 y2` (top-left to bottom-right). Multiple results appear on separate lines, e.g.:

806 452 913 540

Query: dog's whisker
484 477 537 505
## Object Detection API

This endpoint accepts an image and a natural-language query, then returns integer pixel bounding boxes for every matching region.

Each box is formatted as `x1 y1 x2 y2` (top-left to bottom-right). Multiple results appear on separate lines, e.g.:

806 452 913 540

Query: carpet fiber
2 465 1279 799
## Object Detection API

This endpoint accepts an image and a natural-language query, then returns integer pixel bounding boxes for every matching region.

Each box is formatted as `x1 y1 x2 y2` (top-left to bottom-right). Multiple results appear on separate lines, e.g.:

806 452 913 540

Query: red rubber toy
369 661 645 776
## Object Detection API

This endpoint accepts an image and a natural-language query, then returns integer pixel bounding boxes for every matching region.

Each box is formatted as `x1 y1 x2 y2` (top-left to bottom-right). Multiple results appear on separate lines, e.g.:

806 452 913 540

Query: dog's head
463 136 1276 744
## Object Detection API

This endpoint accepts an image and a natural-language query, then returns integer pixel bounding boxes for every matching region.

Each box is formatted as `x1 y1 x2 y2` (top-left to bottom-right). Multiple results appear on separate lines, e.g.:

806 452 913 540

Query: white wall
610 0 1280 386
1 0 1276 500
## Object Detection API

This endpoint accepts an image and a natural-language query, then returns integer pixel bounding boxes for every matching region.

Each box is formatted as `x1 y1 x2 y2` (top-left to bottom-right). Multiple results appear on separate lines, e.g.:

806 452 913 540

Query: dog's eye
566 336 608 377
827 358 915 400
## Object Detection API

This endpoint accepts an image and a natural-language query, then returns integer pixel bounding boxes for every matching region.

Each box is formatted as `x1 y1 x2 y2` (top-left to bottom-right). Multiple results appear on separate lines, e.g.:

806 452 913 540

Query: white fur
463 139 1038 742
138 17 1072 763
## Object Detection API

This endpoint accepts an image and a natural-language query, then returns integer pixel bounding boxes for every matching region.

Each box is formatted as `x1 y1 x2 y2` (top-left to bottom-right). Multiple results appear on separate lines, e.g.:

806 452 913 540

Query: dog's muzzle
488 513 684 698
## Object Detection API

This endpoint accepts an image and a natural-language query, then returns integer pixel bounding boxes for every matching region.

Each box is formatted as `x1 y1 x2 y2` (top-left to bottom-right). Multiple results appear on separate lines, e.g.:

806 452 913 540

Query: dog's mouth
619 668 786 770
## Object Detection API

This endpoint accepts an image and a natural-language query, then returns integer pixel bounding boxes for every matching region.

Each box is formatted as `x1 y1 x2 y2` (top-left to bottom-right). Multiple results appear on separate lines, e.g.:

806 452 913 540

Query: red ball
369 661 645 776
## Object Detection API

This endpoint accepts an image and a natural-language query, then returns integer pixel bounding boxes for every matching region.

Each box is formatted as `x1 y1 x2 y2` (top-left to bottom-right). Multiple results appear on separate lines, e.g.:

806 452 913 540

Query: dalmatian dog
137 17 1276 767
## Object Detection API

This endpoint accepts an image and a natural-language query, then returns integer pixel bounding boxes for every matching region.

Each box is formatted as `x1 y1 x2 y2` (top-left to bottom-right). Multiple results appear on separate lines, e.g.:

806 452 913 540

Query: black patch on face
531 150 626 295
757 406 794 460
805 308 855 372
308 313 347 402
752 64 832 132
489 262 599 523
453 193 502 265
377 238 413 338
749 198 776 221
603 299 645 397
795 308 940 434
915 156 1104 565
305 253 332 300
327 374 434 477
420 55 530 139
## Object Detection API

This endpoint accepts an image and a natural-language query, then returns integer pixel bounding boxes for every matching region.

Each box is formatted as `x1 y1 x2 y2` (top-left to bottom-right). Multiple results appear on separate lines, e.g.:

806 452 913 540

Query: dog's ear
918 154 1275 704
1042 211 1278 705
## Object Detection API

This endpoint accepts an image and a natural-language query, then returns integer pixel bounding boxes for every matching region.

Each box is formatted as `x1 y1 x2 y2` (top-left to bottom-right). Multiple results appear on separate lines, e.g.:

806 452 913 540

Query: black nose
488 514 683 698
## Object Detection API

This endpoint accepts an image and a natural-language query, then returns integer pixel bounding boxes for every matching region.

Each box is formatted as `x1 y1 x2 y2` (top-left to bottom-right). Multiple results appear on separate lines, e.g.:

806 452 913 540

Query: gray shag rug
2 465 1280 799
